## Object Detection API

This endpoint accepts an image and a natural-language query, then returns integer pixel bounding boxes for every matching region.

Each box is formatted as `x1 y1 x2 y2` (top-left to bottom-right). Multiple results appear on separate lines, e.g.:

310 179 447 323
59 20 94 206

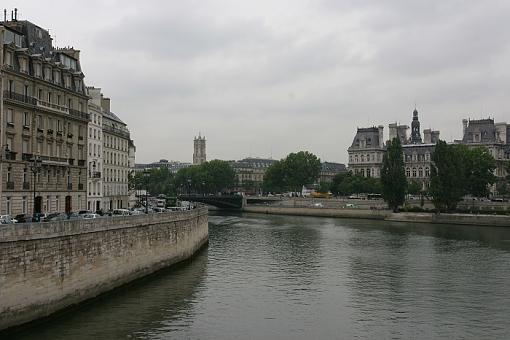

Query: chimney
462 119 468 138
431 131 440 143
14 8 17 21
101 97 111 113
423 129 432 144
4 9 6 22
378 125 384 147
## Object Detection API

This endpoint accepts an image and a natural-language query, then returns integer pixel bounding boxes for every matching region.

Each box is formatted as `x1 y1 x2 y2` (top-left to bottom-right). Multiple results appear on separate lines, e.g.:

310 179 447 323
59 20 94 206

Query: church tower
193 133 207 165
410 108 422 144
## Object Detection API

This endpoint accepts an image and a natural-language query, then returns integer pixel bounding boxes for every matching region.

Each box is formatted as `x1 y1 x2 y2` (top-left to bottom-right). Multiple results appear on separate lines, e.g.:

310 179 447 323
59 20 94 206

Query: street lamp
30 155 42 219
202 181 205 197
143 170 150 214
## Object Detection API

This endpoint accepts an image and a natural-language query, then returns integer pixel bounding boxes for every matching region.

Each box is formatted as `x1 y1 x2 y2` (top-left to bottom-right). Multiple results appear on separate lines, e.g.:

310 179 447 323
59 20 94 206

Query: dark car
14 214 33 223
45 213 68 222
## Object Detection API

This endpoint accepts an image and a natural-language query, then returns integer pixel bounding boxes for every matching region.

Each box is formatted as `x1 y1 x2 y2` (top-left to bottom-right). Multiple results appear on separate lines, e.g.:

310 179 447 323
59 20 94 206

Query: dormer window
5 51 13 67
53 70 60 84
34 63 42 77
19 58 28 73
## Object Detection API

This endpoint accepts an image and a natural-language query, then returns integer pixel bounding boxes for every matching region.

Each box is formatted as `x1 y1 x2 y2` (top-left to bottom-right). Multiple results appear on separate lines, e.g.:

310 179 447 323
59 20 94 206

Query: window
22 197 27 214
37 141 43 154
38 89 43 100
425 167 430 177
56 196 60 212
46 196 50 212
406 168 411 177
68 98 72 109
418 167 423 178
6 109 13 123
412 168 417 177
20 58 27 73
6 197 11 214
7 166 12 182
6 137 13 151
53 70 60 84
23 168 28 183
35 63 41 77
47 92 52 103
23 84 29 97
5 51 13 66
56 144 61 157
57 120 62 132
57 95 61 105
48 142 53 157
23 112 30 126
22 139 29 154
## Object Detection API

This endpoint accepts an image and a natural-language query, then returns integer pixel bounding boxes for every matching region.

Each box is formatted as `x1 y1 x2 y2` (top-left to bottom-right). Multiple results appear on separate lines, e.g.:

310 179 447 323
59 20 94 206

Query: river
8 213 510 339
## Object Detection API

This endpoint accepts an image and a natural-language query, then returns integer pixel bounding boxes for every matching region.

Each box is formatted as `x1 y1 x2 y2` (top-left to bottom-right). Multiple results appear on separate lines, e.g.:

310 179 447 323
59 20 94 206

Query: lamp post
202 181 205 197
143 170 150 214
30 155 42 219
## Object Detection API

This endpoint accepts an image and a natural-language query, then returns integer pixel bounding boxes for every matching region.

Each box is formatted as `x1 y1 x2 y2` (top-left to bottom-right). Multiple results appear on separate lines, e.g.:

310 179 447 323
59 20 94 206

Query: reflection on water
7 213 510 339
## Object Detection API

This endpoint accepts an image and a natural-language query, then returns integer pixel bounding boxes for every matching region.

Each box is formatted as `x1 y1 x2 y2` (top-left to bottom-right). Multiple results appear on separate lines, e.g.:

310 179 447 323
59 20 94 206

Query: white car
0 215 16 224
83 213 100 219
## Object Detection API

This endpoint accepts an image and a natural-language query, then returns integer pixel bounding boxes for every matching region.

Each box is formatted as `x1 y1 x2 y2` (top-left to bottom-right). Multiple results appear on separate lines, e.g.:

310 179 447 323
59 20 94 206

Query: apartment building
1 18 88 215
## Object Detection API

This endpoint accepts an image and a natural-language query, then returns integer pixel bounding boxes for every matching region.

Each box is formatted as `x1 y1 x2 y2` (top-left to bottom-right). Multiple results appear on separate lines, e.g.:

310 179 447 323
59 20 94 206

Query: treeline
130 160 236 196
381 138 499 212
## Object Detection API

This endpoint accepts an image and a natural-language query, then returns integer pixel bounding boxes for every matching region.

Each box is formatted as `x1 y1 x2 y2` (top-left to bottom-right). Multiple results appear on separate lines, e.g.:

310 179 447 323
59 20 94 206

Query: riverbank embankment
0 207 208 331
243 205 510 227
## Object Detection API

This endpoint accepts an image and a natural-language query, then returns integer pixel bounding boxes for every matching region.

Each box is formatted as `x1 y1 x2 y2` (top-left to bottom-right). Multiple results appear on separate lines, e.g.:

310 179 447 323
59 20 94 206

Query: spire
410 107 422 144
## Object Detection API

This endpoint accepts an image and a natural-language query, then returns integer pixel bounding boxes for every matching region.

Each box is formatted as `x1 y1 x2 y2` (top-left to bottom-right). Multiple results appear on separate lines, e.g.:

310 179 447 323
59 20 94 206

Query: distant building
319 162 347 183
102 99 131 210
134 159 191 174
347 108 440 189
347 126 385 178
193 133 206 165
86 87 104 212
460 118 510 179
231 157 276 194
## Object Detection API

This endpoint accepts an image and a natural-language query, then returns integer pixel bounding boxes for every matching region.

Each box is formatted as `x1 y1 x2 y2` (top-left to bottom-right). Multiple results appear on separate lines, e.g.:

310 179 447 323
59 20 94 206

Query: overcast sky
5 1 510 163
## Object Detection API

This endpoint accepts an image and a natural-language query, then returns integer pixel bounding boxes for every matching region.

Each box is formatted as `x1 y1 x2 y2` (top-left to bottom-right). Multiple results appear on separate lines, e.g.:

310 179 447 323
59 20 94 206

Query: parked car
153 207 166 213
46 213 68 222
0 215 16 224
112 209 131 216
14 214 33 223
83 213 100 219
130 210 143 215
32 213 47 222
67 212 83 220
78 210 92 215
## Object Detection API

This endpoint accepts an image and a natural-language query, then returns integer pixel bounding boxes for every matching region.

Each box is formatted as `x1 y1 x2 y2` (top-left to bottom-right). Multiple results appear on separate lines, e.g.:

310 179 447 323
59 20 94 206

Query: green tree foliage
263 151 321 193
429 141 466 211
317 181 331 194
464 146 496 198
174 160 236 194
381 137 407 212
133 167 176 196
330 172 381 196
430 141 496 212
407 180 422 195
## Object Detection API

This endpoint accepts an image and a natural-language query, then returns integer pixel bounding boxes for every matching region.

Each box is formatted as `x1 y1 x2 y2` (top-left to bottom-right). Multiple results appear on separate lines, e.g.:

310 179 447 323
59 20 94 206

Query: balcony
36 99 69 115
3 91 37 105
69 108 90 121
5 151 17 161
23 182 30 190
67 183 73 190
89 171 102 179
22 153 34 161
103 124 130 139
6 181 14 190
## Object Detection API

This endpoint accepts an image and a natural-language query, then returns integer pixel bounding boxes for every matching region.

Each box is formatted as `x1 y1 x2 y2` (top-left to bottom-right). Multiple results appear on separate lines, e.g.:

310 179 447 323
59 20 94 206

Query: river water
9 213 510 339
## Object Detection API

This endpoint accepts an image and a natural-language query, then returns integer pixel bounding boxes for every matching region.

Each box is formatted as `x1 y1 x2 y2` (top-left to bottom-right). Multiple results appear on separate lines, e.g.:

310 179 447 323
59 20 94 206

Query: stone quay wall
0 206 208 331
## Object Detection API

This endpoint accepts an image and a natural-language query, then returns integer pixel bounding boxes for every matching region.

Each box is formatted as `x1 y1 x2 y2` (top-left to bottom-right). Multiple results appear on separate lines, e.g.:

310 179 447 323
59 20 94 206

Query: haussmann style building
1 17 89 215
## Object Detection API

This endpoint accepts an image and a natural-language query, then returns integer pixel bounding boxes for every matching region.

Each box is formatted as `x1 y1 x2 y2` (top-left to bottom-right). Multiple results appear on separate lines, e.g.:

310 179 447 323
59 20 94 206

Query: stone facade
134 159 191 174
231 157 276 194
193 133 206 165
86 87 103 212
102 99 131 210
1 19 89 215
348 109 439 189
319 162 347 183
0 207 208 331
460 118 510 179
347 126 385 178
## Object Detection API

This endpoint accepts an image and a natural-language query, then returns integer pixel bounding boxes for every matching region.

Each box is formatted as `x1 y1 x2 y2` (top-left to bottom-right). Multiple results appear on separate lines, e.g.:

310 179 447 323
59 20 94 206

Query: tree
317 181 331 194
407 180 422 196
263 160 286 193
330 172 382 196
175 160 236 194
263 151 321 193
464 146 496 198
283 151 322 193
381 137 407 212
429 141 467 212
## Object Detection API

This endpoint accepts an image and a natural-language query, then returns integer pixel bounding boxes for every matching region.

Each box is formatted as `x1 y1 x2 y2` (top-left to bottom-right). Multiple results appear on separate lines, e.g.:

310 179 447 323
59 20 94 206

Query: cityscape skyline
3 1 510 164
